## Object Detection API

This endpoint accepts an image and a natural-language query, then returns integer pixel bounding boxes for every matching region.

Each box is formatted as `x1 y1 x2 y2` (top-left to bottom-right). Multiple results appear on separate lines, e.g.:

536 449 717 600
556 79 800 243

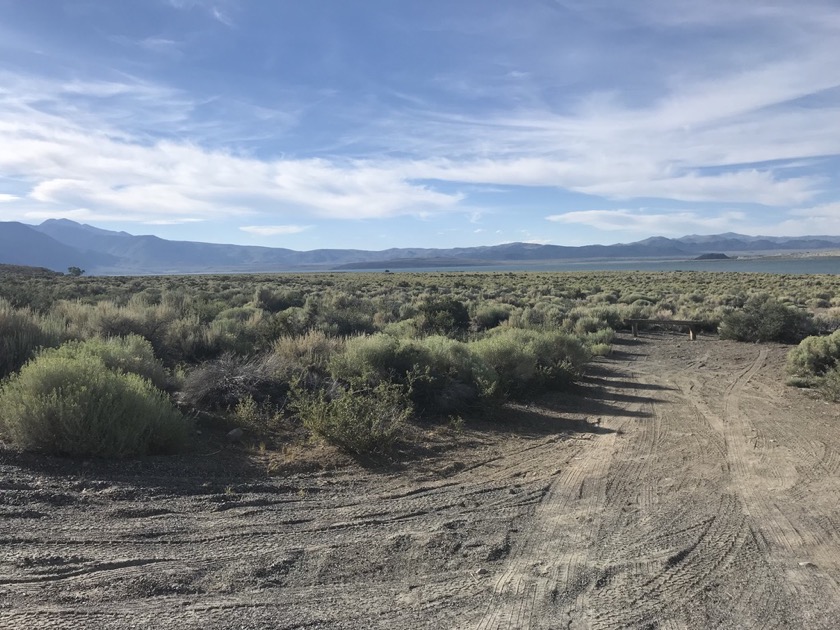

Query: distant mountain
0 222 117 272
0 219 837 275
676 232 840 249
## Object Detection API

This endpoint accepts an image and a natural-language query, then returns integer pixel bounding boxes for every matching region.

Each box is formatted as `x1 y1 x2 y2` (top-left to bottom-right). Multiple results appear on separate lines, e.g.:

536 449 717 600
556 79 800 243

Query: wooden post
689 327 696 341
632 322 639 337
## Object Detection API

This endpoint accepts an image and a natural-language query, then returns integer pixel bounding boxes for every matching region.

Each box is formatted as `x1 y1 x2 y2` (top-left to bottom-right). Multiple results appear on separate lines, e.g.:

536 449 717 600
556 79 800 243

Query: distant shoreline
332 253 840 275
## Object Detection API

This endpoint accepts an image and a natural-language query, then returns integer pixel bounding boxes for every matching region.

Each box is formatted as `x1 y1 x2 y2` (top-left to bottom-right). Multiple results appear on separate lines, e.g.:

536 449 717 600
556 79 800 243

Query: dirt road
2 333 839 629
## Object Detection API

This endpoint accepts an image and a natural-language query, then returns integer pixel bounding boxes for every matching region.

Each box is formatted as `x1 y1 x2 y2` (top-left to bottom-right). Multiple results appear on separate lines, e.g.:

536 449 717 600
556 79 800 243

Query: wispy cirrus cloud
166 0 235 27
547 209 748 235
0 0 839 247
756 202 840 237
0 73 464 225
240 224 312 236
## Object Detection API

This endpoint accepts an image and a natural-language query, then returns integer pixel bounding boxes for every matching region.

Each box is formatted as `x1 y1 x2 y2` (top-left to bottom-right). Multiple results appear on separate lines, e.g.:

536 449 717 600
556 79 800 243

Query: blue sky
1 0 839 249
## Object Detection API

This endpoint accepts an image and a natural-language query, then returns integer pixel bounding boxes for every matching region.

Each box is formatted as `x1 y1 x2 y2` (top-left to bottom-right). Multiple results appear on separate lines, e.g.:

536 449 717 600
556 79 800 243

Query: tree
67 266 85 277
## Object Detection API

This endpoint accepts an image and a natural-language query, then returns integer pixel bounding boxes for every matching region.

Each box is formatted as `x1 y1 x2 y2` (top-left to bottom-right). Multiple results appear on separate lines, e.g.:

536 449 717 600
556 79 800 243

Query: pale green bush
293 380 409 456
470 328 590 397
44 335 169 390
0 299 67 378
0 353 188 456
786 330 840 385
719 294 813 343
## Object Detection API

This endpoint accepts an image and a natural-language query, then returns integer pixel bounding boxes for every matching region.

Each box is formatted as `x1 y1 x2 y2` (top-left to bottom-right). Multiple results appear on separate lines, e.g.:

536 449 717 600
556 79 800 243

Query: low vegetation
293 380 411 456
719 293 814 343
0 345 188 457
1 267 839 457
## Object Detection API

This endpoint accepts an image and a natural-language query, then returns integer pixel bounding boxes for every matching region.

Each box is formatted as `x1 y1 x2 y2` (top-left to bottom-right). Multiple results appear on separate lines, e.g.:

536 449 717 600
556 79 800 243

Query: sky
1 0 839 250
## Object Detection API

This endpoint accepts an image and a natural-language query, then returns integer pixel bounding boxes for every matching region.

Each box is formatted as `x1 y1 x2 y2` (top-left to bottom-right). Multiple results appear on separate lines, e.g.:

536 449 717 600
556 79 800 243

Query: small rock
798 561 817 568
227 428 244 442
476 568 489 576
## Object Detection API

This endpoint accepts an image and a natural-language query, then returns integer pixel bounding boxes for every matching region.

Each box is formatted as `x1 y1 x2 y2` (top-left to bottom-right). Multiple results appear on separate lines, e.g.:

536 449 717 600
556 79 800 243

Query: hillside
0 219 838 274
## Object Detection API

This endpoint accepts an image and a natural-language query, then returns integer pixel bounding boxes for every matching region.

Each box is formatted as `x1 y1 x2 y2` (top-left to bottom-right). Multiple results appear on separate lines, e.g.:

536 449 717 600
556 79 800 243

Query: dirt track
2 332 840 629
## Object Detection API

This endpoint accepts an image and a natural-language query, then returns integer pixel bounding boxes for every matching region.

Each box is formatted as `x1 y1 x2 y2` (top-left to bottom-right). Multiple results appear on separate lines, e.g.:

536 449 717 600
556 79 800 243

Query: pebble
476 568 489 576
227 428 244 442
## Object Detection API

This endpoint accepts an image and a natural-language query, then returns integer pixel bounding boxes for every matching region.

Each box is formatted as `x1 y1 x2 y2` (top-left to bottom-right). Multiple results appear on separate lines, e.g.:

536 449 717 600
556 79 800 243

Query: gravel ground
2 332 839 629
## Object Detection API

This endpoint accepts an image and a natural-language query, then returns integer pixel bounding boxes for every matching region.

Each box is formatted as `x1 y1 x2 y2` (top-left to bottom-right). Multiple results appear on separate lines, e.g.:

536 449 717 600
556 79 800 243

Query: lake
360 256 840 274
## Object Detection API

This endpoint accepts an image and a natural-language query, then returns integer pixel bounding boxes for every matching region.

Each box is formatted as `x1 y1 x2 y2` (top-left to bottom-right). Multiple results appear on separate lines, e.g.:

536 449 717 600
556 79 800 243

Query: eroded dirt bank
2 333 839 629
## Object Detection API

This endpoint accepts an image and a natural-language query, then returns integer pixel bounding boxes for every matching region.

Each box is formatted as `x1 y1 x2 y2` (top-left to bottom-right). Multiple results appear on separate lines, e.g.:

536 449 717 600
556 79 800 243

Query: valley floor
2 333 839 629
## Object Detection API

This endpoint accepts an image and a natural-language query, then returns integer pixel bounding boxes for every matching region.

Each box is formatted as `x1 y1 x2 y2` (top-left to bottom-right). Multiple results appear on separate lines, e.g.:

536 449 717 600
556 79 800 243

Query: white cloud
0 193 18 203
167 0 235 27
757 202 840 236
240 224 312 236
0 76 464 224
138 37 182 55
547 209 748 234
211 7 234 27
1 0 840 238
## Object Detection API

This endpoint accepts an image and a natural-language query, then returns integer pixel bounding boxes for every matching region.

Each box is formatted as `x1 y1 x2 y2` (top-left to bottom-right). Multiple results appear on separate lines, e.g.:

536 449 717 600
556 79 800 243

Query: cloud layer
0 0 838 245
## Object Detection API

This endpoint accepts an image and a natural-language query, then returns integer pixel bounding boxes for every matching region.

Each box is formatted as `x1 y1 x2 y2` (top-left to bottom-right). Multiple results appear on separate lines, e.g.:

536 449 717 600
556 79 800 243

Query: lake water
360 257 840 274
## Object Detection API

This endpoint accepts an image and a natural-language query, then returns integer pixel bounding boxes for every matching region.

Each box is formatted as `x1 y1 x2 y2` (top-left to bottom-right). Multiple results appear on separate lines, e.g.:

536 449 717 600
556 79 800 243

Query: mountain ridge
1 219 838 274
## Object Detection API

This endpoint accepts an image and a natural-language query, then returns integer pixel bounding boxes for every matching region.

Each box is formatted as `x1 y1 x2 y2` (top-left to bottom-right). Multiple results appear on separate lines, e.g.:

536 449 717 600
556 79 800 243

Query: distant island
694 253 732 260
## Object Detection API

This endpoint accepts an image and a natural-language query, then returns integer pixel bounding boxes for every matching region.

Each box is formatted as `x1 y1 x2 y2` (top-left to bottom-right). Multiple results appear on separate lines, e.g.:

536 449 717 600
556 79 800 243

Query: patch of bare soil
2 332 840 629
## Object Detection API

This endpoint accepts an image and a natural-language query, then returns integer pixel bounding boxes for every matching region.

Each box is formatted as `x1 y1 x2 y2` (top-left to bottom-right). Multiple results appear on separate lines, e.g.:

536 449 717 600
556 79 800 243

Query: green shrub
0 354 187 456
571 315 605 335
0 299 66 378
293 380 410 456
330 334 498 414
786 330 840 384
254 287 305 313
589 343 612 357
330 334 423 383
584 328 615 346
405 336 498 412
470 328 590 398
417 297 470 337
44 335 169 390
272 330 345 376
819 366 840 402
472 303 512 331
813 309 840 335
719 294 813 343
163 315 224 363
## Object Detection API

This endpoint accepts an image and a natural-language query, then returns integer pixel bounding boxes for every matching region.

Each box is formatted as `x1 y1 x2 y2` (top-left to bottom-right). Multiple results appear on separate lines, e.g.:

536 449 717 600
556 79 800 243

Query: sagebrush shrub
163 314 224 363
472 303 512 331
0 299 66 378
293 380 410 456
819 366 840 402
416 297 470 337
180 353 285 410
44 335 169 390
786 330 840 384
719 294 813 343
471 328 590 397
330 333 422 383
272 330 345 382
330 334 495 413
0 353 188 456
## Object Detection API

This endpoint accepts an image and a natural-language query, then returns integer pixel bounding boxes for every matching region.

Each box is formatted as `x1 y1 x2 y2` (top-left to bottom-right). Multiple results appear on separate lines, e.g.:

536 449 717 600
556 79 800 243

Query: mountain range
2 219 840 275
